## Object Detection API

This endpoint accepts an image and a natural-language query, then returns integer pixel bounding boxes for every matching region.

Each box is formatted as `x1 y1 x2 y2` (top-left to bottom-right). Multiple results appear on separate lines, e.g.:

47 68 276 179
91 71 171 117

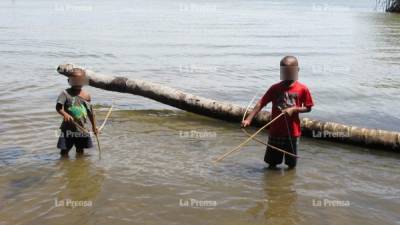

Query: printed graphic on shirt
276 92 298 110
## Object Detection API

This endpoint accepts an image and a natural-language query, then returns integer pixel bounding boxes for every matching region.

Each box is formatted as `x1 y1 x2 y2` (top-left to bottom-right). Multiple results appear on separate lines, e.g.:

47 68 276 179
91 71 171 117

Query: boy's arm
56 103 73 122
56 91 73 122
241 102 264 127
86 94 99 134
88 110 98 134
241 87 274 127
298 106 312 113
282 105 311 116
283 86 313 116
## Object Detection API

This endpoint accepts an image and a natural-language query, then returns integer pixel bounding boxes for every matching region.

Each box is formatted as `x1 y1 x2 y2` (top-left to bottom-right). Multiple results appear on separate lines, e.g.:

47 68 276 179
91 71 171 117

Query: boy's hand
241 119 251 128
282 107 298 116
92 127 99 135
63 114 74 123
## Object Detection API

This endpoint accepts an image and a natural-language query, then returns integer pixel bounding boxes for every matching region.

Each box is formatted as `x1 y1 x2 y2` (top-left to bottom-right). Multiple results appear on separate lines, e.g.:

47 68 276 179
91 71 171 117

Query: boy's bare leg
60 149 70 158
267 164 280 170
287 165 296 170
76 148 84 157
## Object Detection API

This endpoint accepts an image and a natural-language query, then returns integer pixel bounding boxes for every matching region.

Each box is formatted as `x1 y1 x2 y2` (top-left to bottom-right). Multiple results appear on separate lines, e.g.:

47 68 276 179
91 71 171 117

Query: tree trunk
57 64 400 152
381 0 400 12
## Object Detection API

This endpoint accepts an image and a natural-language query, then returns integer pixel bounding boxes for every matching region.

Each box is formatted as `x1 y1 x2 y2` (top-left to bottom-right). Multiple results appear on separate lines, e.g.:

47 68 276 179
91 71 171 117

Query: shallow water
0 0 400 224
1 110 400 225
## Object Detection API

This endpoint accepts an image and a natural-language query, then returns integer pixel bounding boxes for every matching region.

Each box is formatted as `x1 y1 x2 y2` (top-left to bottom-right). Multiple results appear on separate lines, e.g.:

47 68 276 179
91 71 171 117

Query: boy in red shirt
241 56 314 169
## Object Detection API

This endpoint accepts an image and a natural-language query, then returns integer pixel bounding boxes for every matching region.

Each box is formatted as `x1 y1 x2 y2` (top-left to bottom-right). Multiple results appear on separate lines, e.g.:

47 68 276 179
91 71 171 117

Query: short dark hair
70 68 86 77
280 56 298 67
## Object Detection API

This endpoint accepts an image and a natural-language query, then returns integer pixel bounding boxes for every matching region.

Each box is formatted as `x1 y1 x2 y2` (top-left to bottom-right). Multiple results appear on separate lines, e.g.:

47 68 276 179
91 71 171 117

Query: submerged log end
301 117 400 151
57 64 75 77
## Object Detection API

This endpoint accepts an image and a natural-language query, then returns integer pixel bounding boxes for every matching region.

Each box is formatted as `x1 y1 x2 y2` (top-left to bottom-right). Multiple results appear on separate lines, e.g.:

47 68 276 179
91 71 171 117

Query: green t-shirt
57 89 92 131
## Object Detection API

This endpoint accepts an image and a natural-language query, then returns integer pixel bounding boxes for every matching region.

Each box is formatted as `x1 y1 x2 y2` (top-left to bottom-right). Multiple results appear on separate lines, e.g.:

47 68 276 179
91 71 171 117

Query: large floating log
57 64 400 152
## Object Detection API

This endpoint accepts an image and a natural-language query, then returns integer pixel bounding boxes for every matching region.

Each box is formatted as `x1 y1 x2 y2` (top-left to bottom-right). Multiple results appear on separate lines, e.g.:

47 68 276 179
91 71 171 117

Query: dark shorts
57 129 93 150
264 136 299 168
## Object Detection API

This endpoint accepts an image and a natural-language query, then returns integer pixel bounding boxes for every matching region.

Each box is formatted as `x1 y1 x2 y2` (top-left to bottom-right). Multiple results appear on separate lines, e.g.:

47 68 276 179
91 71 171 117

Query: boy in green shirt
56 68 98 157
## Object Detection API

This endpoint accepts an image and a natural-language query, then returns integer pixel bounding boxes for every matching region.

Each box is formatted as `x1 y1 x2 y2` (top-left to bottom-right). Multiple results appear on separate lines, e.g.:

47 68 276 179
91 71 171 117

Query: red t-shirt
258 81 314 137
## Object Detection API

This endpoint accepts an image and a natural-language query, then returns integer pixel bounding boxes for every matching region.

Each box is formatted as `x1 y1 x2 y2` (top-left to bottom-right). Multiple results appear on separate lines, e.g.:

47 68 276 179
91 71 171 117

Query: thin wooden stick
94 103 113 159
99 103 113 132
70 103 113 159
94 133 101 159
213 112 285 163
92 111 102 159
70 119 101 159
241 128 300 158
70 120 89 133
239 96 300 159
242 94 257 122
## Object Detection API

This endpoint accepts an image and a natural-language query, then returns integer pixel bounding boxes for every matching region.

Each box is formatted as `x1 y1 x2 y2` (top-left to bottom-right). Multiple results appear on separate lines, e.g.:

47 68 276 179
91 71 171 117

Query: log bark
381 0 400 12
57 64 400 152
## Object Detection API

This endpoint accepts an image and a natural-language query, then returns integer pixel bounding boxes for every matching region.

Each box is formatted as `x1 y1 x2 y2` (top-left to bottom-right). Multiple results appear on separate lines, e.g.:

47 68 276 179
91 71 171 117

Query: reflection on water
248 169 299 225
55 158 104 204
0 156 105 225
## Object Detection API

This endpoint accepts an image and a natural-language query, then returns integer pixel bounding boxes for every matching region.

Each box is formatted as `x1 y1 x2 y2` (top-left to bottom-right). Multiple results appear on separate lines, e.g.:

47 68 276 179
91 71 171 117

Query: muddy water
1 0 400 224
0 110 399 225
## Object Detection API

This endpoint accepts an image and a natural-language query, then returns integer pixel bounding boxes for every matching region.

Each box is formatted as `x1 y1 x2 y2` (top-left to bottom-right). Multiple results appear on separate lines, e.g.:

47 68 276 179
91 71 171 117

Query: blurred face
68 72 88 89
280 65 299 81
